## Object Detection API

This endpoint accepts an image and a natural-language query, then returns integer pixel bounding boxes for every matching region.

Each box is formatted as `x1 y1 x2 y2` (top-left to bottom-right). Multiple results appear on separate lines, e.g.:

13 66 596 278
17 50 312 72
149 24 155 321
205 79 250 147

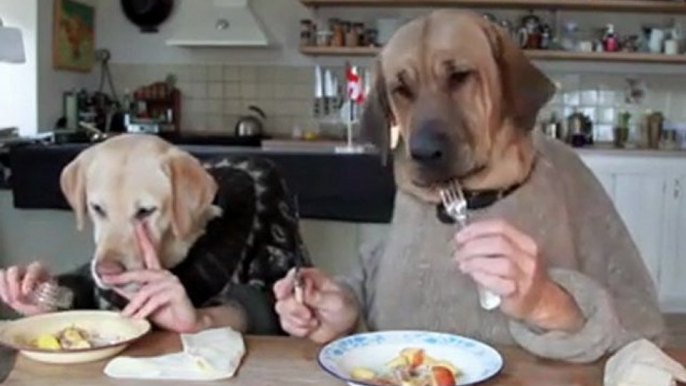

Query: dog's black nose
409 120 450 164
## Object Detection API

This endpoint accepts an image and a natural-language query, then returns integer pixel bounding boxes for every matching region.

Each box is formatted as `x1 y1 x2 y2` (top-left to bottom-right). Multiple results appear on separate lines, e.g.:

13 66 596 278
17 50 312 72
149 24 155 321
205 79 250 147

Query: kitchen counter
8 143 396 223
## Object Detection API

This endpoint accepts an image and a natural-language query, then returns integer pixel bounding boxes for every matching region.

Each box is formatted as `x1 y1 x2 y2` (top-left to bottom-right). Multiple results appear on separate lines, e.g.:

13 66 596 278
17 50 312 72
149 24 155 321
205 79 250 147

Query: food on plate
351 347 461 386
31 326 118 351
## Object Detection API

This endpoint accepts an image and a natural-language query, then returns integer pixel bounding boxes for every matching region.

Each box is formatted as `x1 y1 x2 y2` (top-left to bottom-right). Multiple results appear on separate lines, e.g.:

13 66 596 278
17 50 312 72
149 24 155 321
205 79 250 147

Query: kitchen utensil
292 195 305 304
121 0 174 33
0 311 150 364
440 181 502 311
235 106 266 137
318 330 503 386
314 66 324 118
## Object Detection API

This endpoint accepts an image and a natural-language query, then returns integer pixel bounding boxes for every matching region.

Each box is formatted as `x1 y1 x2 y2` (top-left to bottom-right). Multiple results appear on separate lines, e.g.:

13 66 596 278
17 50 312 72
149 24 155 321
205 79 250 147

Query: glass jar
300 20 313 46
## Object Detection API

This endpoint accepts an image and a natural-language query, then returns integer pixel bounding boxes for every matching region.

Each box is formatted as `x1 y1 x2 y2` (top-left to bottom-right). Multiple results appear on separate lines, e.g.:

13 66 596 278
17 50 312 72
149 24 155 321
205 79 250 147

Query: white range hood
167 0 269 47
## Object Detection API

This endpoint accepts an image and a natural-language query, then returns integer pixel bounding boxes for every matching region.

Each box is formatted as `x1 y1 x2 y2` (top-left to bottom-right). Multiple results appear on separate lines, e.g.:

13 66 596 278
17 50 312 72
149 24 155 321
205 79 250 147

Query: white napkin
605 339 686 386
104 327 245 381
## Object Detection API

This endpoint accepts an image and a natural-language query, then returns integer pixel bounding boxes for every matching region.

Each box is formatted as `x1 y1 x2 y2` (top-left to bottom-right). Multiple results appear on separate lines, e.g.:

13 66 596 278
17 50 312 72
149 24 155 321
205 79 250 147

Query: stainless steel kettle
235 105 266 137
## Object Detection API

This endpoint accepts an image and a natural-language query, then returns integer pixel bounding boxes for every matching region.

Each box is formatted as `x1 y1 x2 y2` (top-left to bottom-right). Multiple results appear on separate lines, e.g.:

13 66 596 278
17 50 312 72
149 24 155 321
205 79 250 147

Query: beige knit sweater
340 133 665 363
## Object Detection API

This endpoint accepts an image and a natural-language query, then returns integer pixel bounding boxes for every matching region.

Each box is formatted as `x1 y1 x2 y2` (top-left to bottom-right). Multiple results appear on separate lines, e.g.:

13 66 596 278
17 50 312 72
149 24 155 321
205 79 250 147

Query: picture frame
53 0 95 72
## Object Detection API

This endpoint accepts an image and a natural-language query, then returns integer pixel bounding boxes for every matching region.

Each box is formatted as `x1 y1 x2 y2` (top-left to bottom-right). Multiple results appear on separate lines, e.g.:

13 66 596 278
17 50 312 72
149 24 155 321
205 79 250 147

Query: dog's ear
164 150 218 239
60 148 95 231
485 22 555 130
361 60 394 165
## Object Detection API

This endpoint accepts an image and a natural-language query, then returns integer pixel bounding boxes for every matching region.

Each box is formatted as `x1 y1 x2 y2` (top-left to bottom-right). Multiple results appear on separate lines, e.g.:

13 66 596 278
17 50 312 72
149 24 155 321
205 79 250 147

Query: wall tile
207 65 223 82
224 100 241 115
274 84 290 99
207 100 222 114
192 83 208 99
224 83 240 99
208 83 223 100
191 66 208 82
223 66 240 82
257 84 274 99
239 67 257 83
240 83 258 99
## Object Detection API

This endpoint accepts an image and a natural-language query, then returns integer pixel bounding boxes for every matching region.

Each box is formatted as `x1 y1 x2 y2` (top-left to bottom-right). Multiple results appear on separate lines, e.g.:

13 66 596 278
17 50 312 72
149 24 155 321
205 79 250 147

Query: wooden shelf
301 46 381 56
300 0 686 13
300 46 686 63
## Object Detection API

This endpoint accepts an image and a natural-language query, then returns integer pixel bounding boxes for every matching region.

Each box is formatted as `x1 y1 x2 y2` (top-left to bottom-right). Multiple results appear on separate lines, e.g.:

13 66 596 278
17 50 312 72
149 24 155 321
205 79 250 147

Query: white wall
0 0 98 134
0 0 38 136
37 0 98 131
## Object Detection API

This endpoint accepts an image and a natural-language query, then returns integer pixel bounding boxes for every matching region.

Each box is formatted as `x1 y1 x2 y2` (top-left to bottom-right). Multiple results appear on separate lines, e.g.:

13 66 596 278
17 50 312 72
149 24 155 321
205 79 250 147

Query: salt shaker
28 281 74 312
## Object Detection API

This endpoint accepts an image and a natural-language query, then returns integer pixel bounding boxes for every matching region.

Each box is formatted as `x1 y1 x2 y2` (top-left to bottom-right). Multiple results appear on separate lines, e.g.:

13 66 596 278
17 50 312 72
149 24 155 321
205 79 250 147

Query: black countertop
8 143 397 223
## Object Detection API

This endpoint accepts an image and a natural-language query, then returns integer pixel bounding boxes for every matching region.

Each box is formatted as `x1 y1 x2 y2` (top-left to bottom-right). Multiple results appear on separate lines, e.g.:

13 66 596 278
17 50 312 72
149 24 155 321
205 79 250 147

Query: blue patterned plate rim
316 330 504 386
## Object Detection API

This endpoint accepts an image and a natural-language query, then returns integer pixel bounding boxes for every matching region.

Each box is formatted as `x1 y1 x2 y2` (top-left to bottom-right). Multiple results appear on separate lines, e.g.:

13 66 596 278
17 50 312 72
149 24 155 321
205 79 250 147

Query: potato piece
351 367 377 381
34 334 61 350
431 366 456 386
60 327 92 349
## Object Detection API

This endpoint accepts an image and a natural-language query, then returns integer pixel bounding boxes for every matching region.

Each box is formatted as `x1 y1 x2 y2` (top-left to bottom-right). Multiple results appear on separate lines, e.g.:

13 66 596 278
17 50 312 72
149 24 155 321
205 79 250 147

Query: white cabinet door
611 174 667 285
659 177 686 312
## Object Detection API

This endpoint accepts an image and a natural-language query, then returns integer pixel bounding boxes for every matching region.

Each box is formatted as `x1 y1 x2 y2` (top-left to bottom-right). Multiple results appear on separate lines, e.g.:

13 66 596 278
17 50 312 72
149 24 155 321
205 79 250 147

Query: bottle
603 24 619 52
122 89 132 113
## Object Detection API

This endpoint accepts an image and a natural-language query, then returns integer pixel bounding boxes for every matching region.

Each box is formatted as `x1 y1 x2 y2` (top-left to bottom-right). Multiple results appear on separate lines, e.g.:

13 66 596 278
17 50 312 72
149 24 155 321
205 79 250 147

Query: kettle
235 106 266 137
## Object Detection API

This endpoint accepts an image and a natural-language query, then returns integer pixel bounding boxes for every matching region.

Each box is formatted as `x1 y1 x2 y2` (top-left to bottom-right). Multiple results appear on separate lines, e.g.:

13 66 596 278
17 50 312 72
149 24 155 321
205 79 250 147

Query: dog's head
60 134 219 282
362 10 555 201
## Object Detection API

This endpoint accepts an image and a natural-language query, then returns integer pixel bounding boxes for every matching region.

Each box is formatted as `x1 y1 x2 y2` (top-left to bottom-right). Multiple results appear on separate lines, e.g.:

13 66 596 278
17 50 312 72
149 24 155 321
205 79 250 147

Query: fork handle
478 287 502 310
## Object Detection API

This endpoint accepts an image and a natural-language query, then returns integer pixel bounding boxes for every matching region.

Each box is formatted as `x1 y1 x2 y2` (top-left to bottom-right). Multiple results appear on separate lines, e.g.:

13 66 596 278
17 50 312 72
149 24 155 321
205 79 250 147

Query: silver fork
440 181 502 311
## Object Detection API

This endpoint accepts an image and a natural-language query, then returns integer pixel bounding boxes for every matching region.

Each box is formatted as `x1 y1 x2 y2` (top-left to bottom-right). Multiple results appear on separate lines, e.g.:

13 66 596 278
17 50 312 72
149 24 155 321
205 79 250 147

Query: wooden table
5 332 686 385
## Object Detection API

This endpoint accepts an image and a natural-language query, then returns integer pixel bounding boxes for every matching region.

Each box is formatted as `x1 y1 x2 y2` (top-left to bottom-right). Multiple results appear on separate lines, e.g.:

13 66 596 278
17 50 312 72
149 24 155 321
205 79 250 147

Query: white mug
577 40 593 52
665 39 679 55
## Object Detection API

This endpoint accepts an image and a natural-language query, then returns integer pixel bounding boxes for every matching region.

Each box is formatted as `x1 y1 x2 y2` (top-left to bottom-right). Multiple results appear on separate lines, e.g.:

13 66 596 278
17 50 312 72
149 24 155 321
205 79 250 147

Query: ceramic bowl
0 310 151 364
318 330 503 386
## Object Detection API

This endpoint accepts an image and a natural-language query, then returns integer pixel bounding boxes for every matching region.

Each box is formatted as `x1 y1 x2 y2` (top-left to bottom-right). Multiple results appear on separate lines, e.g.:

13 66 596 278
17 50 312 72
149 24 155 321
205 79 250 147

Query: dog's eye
135 207 157 220
448 71 471 89
392 84 414 100
91 204 107 218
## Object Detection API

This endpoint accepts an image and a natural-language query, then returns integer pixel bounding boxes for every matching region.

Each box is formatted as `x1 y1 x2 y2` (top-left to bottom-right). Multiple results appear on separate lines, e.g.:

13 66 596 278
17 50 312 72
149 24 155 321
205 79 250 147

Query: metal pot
235 106 266 137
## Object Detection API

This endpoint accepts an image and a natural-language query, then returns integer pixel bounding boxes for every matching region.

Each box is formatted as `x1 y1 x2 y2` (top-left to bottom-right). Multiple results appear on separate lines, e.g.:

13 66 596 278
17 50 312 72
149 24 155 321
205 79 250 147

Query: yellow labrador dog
60 134 220 280
1 134 307 334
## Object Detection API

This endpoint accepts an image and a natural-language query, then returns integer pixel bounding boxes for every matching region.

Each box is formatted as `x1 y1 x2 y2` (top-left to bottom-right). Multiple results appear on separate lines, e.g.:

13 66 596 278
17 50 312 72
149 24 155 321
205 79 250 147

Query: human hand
103 222 201 333
454 220 583 331
0 262 53 315
274 268 358 344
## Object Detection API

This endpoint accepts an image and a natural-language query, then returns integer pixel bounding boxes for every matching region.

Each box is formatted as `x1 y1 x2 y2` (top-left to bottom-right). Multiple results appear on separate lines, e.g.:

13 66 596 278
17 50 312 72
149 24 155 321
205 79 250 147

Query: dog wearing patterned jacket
50 134 311 334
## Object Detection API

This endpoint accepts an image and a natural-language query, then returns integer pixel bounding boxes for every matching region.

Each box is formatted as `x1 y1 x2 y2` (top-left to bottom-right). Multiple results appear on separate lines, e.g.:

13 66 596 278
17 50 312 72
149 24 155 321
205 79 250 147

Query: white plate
0 311 151 364
318 330 503 386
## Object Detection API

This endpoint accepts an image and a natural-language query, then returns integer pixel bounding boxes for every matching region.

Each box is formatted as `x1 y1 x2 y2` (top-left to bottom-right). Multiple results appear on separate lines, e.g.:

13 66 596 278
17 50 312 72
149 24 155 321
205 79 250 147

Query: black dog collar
436 183 522 224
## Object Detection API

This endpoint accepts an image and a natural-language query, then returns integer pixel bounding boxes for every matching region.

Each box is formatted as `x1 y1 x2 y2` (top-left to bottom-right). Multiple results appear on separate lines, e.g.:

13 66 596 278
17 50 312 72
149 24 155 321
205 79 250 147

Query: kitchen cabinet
580 151 686 312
